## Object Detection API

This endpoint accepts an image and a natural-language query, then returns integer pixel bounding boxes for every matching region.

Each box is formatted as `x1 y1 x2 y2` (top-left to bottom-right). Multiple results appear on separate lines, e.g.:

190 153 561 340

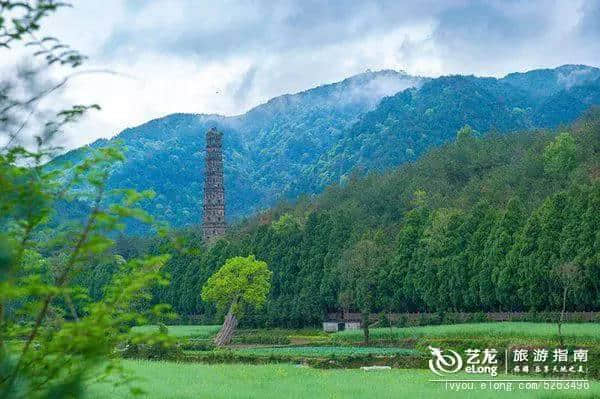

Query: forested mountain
319 65 600 184
77 109 600 327
502 64 600 99
53 65 600 231
53 70 425 228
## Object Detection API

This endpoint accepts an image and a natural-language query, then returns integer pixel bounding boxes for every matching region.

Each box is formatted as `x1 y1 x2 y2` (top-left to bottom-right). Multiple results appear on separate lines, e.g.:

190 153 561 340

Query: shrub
428 312 442 325
180 339 215 351
442 313 461 325
233 333 290 345
408 316 421 327
158 323 169 335
396 315 409 328
119 338 183 361
569 313 587 323
472 312 488 323
377 312 392 328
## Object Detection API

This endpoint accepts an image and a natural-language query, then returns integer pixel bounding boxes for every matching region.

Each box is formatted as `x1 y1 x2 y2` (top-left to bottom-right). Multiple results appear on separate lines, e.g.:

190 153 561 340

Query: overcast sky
2 0 600 149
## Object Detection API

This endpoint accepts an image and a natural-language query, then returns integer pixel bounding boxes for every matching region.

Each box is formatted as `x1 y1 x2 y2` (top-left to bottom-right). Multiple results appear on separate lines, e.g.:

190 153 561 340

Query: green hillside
52 66 600 232
320 66 600 185
75 108 600 327
52 70 425 228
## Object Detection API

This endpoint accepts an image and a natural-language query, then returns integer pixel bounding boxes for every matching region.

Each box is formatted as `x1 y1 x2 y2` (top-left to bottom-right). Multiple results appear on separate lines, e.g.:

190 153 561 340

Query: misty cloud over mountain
51 65 600 231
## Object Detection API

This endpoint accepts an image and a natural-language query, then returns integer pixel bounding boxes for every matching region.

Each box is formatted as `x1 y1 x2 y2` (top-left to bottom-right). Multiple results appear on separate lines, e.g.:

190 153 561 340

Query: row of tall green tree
78 109 600 328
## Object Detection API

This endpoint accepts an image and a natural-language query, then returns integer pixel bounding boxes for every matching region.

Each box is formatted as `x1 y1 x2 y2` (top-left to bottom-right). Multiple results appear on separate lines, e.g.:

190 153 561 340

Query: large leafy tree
338 236 385 343
201 255 271 346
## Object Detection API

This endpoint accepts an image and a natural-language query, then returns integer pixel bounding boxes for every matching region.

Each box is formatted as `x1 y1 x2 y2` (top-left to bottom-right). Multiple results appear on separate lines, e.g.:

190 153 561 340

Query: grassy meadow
107 322 600 398
136 322 600 343
231 346 418 357
87 361 600 399
333 322 600 343
132 324 221 338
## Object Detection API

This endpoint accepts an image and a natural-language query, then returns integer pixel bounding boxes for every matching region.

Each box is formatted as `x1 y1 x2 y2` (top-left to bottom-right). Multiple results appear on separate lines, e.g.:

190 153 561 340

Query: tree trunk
0 303 4 350
214 302 238 347
558 286 568 347
361 311 370 344
64 293 79 322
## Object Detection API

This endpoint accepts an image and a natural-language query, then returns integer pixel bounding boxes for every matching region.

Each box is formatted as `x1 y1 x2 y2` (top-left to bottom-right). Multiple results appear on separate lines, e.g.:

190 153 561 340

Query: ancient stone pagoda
203 127 226 242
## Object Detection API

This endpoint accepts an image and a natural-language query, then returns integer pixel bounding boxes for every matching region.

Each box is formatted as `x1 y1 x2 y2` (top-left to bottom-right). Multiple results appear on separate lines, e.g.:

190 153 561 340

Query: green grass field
132 322 600 343
94 323 600 397
131 324 221 338
333 322 600 343
232 346 418 357
87 360 600 399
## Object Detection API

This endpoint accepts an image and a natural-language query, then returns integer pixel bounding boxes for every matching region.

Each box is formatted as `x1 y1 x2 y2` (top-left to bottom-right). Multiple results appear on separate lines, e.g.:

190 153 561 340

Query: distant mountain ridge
52 65 600 232
319 65 600 184
502 64 600 99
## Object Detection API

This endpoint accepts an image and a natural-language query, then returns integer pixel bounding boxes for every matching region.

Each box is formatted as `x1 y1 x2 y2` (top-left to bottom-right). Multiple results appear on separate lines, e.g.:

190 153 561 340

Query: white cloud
1 0 598 150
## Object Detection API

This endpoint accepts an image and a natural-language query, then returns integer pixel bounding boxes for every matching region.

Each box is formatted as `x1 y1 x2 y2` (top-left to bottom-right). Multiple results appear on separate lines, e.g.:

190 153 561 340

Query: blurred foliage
0 2 172 398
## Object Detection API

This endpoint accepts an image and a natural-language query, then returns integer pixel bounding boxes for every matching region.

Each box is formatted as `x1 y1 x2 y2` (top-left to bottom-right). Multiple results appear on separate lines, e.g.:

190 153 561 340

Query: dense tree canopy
201 255 271 316
201 255 271 345
76 108 600 328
